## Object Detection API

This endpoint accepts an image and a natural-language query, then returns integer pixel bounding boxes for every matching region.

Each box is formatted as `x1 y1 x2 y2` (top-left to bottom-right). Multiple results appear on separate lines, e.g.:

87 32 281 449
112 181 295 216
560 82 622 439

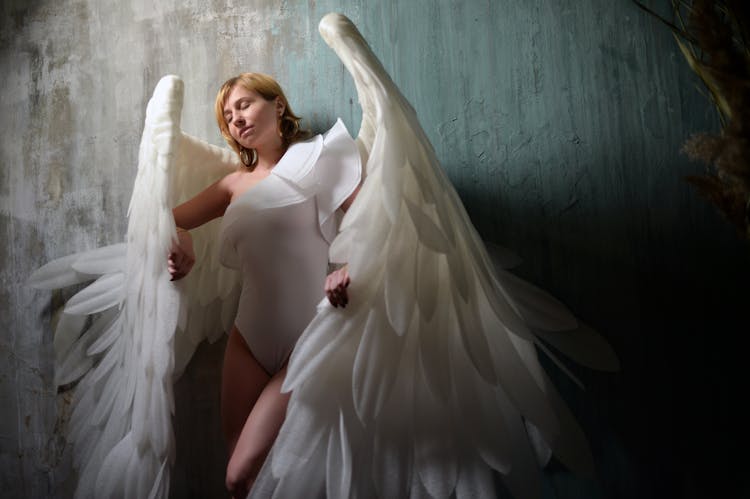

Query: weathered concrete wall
2 0 748 498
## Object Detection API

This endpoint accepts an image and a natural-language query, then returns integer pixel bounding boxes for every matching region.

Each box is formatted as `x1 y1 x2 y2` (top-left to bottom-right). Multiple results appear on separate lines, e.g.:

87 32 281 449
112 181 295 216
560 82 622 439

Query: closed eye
224 97 253 124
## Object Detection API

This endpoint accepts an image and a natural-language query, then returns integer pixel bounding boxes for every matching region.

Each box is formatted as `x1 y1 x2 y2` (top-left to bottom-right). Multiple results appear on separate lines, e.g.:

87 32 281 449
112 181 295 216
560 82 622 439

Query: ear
275 97 285 117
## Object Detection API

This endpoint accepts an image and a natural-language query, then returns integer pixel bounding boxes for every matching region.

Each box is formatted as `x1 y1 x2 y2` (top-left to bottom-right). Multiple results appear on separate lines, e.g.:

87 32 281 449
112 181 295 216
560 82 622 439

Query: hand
325 265 350 307
168 229 195 281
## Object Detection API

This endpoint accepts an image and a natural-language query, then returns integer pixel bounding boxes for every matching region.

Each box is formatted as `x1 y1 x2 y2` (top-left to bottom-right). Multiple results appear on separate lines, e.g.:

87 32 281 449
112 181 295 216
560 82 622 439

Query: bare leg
221 328 269 476
221 327 291 498
226 365 290 498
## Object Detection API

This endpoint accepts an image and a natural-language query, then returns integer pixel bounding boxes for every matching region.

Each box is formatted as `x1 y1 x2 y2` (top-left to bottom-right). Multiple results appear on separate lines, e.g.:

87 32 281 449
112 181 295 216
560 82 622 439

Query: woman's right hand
168 229 195 281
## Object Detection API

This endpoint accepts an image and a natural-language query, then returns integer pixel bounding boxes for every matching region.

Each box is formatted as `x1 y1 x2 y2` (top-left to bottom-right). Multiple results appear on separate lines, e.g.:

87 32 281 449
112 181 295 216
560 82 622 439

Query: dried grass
635 0 750 239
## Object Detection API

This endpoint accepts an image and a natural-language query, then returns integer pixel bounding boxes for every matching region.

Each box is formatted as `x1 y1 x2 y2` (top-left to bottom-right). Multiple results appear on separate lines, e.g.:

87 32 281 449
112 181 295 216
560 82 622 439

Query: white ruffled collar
271 118 349 184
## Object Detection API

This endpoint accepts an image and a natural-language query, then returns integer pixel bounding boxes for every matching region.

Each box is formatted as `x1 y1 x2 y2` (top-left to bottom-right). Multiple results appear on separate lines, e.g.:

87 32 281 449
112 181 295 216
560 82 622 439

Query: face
223 85 284 151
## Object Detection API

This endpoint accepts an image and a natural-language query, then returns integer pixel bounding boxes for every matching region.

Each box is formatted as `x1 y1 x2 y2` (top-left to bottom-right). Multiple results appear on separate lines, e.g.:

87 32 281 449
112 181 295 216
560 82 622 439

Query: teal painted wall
2 0 748 497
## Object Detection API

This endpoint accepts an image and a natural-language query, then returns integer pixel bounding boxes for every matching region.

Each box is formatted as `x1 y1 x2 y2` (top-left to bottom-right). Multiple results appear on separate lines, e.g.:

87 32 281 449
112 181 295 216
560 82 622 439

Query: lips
239 126 254 139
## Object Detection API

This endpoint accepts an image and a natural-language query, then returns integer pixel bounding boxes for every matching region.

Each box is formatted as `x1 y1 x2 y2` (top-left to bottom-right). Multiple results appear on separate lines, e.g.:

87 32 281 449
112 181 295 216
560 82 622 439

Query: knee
225 468 249 499
225 456 260 498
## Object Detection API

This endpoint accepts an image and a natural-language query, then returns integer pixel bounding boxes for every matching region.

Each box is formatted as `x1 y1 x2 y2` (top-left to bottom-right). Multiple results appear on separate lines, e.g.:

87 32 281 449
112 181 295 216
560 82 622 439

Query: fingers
325 268 350 307
170 265 193 281
168 260 184 281
327 285 348 307
168 251 182 280
167 250 194 281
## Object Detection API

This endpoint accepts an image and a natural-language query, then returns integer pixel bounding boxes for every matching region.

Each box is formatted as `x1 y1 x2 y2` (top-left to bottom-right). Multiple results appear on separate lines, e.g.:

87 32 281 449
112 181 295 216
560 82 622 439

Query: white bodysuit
218 119 361 374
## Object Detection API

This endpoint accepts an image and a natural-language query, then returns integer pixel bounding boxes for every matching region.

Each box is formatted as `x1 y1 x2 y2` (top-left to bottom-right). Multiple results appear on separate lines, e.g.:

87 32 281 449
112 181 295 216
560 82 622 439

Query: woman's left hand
168 229 195 281
325 265 350 307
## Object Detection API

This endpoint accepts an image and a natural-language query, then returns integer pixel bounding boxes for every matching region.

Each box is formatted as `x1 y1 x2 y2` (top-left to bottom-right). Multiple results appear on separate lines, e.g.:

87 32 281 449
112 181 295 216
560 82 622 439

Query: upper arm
173 174 234 229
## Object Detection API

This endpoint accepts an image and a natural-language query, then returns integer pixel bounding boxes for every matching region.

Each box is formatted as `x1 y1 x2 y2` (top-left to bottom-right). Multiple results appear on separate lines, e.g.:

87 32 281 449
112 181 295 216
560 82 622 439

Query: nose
234 115 245 127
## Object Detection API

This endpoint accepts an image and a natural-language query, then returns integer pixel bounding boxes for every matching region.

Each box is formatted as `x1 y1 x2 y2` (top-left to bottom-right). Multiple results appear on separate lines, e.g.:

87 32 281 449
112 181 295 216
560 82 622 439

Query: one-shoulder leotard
218 119 361 374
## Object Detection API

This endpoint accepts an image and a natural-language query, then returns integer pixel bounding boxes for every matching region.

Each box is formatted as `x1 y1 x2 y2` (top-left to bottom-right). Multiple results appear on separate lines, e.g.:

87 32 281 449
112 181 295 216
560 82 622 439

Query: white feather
454 459 497 499
371 328 416 499
283 310 355 392
70 243 127 275
28 252 95 290
64 272 125 315
53 312 86 363
55 309 117 386
449 330 512 474
352 300 402 422
414 244 439 321
403 196 450 254
383 207 418 335
413 374 458 498
535 322 621 372
497 268 578 331
271 441 327 499
325 411 353 499
85 313 122 356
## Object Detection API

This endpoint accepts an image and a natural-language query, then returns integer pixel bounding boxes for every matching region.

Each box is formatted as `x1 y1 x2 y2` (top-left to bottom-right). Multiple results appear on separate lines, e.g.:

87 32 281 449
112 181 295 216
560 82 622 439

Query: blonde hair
214 72 310 156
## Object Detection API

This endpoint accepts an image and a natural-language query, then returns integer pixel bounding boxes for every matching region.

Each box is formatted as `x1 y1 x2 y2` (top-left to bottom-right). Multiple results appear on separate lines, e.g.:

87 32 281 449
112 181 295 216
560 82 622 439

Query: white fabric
219 120 361 374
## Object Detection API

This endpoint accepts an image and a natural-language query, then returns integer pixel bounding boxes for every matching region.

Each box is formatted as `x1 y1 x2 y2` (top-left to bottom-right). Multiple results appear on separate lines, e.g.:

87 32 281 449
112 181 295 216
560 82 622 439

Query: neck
254 140 286 171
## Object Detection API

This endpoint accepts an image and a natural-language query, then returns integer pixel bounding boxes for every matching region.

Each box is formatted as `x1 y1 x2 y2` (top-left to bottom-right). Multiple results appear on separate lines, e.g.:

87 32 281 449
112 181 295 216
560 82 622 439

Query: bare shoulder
221 169 245 184
224 168 270 202
219 169 245 192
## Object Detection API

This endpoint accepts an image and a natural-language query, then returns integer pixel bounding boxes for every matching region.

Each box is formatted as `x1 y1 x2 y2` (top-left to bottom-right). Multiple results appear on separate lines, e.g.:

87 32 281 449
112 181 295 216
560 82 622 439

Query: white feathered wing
251 13 619 499
28 75 241 499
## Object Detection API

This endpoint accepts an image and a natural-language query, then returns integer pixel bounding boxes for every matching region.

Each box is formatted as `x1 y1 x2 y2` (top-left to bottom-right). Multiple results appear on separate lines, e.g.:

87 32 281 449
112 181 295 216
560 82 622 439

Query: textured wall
2 0 748 498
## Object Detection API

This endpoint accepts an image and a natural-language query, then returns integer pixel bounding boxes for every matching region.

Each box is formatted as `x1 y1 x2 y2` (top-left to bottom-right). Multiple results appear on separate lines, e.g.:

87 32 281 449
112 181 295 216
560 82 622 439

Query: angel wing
251 13 619 499
28 75 241 499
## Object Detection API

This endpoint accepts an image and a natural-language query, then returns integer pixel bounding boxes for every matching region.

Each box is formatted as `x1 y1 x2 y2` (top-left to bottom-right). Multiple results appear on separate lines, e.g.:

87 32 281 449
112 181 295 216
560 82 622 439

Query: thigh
221 326 271 454
227 365 291 478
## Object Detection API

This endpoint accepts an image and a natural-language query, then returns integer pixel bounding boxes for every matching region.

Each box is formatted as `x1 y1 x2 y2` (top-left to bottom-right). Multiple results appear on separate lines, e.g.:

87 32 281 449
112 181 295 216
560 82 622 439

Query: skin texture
168 82 354 497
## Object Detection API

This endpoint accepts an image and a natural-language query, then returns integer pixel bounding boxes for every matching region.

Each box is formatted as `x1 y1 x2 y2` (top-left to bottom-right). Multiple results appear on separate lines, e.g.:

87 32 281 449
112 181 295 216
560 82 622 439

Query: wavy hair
214 72 310 157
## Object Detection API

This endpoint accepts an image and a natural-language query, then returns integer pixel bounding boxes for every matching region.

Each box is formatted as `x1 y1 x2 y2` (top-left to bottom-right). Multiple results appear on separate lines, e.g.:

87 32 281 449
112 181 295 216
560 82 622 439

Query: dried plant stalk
635 0 750 239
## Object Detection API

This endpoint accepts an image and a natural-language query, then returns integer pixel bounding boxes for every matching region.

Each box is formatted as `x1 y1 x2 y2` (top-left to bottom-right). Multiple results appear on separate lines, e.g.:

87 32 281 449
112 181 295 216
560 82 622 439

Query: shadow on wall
170 338 228 499
2 0 47 30
453 148 750 499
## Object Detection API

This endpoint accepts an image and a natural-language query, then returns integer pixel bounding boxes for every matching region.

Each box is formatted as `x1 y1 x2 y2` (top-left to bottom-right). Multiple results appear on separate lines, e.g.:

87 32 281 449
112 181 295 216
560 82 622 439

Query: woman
167 72 360 498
